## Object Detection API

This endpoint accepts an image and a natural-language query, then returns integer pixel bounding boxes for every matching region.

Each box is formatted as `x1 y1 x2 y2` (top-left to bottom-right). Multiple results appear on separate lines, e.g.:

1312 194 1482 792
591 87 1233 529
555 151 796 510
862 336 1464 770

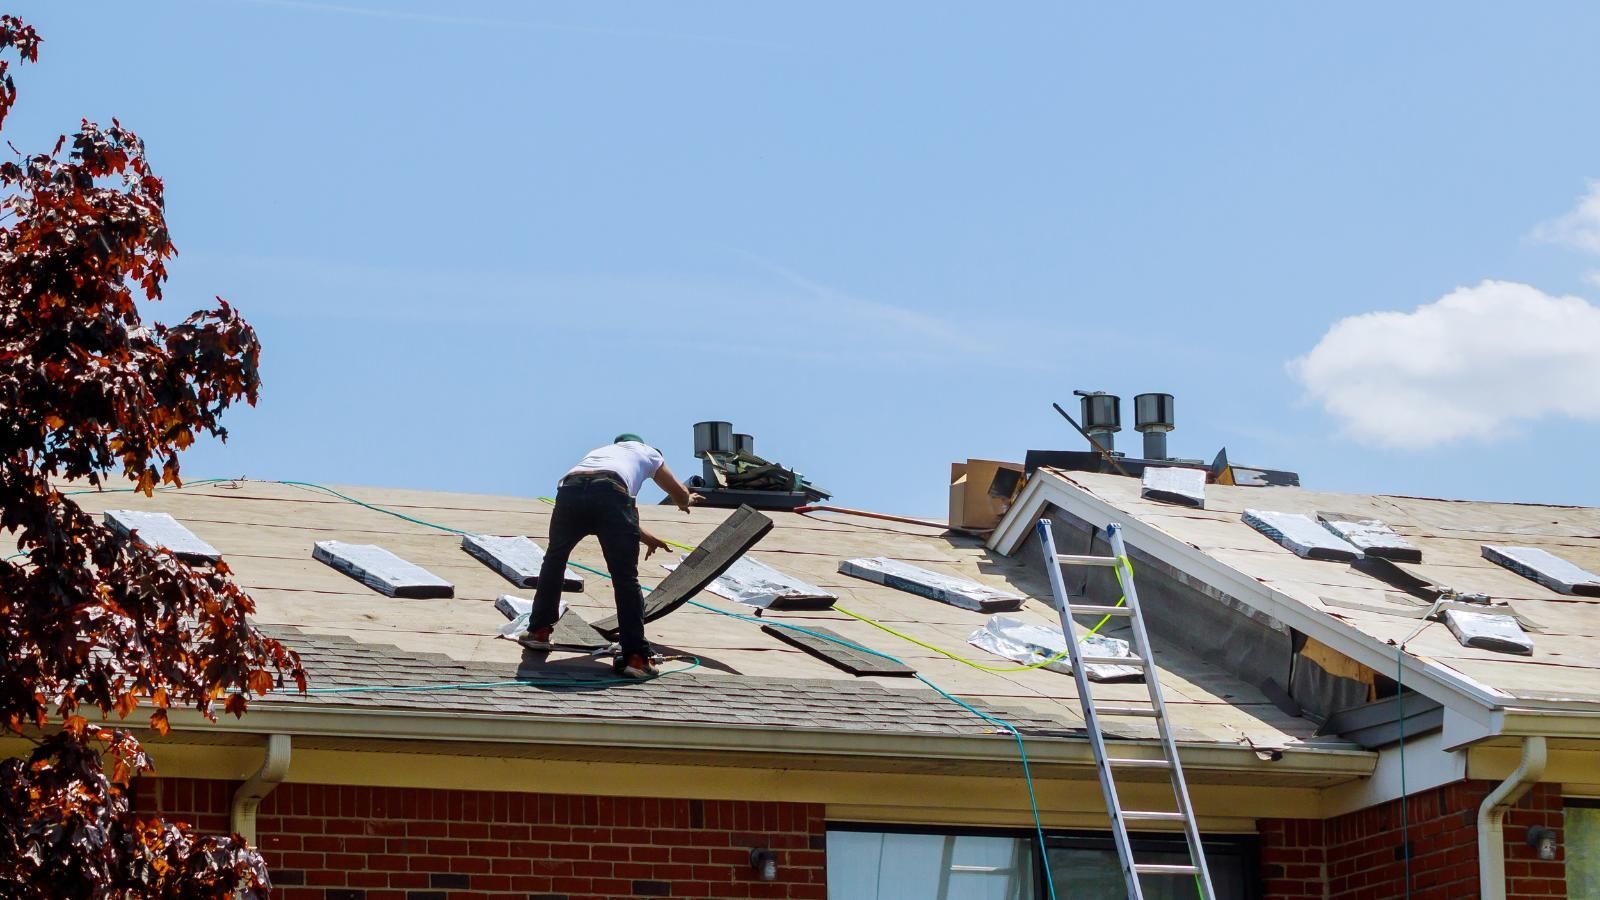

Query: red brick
130 777 825 900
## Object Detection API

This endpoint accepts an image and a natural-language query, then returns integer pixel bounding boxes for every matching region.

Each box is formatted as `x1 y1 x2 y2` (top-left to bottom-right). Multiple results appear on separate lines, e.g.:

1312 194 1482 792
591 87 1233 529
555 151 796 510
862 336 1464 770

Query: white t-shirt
565 441 665 497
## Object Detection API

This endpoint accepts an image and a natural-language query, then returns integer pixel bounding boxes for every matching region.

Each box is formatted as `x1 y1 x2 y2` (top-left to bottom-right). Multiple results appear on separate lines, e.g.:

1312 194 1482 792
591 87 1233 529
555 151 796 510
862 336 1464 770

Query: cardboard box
948 459 1025 530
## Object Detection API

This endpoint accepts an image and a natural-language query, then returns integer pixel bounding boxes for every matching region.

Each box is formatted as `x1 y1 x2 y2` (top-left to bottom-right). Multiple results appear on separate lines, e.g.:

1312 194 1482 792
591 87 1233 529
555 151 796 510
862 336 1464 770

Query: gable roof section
991 468 1600 744
35 477 1351 764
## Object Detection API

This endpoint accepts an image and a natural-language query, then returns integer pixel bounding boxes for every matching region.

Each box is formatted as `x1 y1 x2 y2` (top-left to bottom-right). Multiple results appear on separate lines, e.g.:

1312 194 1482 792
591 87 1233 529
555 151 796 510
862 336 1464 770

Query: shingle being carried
664 555 836 610
1140 466 1206 509
1317 512 1421 563
312 540 453 599
1481 545 1600 597
592 505 775 638
460 534 583 591
103 510 220 563
839 557 1025 613
1243 509 1360 562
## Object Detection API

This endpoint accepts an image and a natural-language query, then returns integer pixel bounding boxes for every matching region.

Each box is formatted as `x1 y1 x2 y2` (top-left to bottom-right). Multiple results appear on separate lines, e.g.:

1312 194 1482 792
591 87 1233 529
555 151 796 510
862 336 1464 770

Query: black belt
561 471 626 489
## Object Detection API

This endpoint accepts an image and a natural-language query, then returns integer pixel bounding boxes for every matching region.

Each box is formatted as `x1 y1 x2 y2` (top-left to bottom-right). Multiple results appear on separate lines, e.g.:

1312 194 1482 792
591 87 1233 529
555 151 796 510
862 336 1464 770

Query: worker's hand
641 533 671 558
677 491 704 513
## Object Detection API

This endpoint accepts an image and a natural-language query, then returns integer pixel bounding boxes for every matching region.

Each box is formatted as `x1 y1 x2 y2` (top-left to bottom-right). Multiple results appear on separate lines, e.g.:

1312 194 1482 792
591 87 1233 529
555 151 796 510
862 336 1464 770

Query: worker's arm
639 525 671 559
652 463 702 513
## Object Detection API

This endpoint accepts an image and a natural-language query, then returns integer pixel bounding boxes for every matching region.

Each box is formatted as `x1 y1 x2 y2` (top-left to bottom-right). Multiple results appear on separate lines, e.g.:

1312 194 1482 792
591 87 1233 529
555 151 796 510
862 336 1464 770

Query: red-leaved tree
0 16 304 898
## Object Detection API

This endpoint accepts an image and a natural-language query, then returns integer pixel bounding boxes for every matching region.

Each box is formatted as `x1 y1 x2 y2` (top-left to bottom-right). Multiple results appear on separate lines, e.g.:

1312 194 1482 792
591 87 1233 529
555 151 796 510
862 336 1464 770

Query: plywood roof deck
41 477 1322 750
1045 470 1600 707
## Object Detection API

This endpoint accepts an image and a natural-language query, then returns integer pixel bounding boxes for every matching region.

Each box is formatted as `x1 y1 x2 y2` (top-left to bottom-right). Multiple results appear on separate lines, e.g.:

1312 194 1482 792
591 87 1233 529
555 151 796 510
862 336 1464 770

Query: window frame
827 822 1048 895
825 822 1261 900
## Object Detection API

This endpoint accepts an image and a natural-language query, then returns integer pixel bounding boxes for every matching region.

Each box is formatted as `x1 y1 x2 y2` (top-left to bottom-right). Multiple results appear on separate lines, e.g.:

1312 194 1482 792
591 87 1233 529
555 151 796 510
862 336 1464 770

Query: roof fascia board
1319 730 1467 817
989 470 1053 556
993 472 1511 717
162 705 1374 782
1443 707 1506 751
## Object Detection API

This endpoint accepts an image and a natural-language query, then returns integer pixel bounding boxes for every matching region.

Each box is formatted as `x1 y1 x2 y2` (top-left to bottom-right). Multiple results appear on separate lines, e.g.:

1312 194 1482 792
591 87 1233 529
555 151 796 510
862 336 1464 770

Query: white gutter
230 734 291 843
163 704 1374 782
1476 736 1546 900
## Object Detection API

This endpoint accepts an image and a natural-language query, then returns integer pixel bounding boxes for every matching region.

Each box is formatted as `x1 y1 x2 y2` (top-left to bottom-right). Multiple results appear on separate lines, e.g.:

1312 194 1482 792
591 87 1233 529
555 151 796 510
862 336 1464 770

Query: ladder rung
1106 757 1172 769
1093 705 1162 718
1080 654 1145 667
1067 604 1132 616
1057 553 1121 567
1121 811 1188 822
1135 863 1200 876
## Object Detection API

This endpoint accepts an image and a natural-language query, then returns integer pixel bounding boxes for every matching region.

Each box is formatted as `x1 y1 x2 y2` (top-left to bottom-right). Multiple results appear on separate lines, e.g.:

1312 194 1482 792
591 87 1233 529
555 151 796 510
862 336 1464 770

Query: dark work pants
529 476 650 658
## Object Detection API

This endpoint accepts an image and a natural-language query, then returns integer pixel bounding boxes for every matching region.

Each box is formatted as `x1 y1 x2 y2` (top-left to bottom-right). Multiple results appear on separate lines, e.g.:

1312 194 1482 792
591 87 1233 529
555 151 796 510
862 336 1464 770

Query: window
827 828 1035 900
1570 799 1600 900
1045 833 1259 900
826 825 1259 900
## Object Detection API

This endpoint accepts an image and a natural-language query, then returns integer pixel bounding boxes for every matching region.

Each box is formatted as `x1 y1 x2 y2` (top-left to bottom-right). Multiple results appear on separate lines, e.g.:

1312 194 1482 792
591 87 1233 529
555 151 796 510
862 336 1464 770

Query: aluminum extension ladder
1035 519 1215 900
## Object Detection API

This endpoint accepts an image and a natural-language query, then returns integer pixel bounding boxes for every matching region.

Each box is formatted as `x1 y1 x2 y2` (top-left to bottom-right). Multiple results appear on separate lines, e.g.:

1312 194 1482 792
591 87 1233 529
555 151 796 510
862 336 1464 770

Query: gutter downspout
1476 735 1546 900
230 733 291 844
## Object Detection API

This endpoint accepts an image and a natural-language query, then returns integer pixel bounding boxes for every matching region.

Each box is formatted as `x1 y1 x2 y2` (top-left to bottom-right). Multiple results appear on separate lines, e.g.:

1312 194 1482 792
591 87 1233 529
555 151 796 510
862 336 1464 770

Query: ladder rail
1035 519 1144 899
1036 518 1217 900
1106 523 1217 900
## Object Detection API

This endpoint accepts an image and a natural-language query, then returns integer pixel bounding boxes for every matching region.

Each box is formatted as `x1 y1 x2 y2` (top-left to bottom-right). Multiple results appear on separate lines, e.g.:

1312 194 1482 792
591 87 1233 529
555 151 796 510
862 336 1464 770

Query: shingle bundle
103 510 220 563
840 557 1025 612
313 541 453 599
1481 545 1600 597
1243 510 1360 561
461 534 583 591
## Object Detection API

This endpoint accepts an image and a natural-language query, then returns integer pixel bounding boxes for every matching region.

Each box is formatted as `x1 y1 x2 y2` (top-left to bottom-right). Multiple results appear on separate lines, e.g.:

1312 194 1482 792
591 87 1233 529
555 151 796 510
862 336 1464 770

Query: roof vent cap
693 421 734 458
1073 390 1121 453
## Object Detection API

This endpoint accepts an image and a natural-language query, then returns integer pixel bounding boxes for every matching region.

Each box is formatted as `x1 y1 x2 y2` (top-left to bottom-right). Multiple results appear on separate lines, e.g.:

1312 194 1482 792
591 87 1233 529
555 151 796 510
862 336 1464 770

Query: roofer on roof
521 434 702 678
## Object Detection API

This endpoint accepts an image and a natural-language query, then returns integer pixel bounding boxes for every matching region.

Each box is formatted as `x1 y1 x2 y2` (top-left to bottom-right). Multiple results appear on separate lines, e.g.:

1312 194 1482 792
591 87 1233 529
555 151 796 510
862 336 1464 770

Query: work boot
614 653 659 679
519 625 554 649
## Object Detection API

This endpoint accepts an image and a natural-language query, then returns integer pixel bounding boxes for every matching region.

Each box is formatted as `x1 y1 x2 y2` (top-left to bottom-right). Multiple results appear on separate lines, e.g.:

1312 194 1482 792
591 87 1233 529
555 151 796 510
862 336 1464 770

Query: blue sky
14 1 1600 514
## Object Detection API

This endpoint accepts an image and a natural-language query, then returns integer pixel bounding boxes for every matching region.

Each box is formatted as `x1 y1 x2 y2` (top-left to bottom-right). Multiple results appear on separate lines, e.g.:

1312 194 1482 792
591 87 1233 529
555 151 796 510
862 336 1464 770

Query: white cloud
1531 179 1600 254
1289 280 1600 449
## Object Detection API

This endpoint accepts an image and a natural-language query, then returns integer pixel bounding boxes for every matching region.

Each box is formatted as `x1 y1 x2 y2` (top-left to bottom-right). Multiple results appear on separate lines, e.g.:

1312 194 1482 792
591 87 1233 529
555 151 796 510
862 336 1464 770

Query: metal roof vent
694 420 734 483
1134 392 1175 461
693 420 734 457
1074 390 1121 453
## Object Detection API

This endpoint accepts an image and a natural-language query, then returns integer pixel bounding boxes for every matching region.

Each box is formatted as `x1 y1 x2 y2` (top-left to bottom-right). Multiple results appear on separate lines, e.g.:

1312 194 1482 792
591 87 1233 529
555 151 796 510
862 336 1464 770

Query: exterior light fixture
1526 826 1559 861
749 847 778 882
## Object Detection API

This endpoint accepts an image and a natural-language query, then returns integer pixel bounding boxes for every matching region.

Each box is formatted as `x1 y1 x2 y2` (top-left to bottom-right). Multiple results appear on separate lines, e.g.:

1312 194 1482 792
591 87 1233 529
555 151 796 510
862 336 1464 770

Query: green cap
614 433 645 444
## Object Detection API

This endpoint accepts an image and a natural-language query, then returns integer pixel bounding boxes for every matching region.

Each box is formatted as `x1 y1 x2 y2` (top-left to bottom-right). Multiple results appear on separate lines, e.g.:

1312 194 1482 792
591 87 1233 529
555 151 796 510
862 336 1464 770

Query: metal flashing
311 541 453 599
838 557 1025 613
968 614 1143 682
1481 545 1600 597
666 555 836 610
1318 692 1445 749
1243 509 1361 561
461 534 583 591
103 509 220 562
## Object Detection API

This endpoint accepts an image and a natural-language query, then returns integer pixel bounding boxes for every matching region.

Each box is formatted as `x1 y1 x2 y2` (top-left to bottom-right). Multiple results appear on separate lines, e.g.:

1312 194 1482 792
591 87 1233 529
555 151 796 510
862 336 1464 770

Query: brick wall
132 778 826 900
1262 781 1567 900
